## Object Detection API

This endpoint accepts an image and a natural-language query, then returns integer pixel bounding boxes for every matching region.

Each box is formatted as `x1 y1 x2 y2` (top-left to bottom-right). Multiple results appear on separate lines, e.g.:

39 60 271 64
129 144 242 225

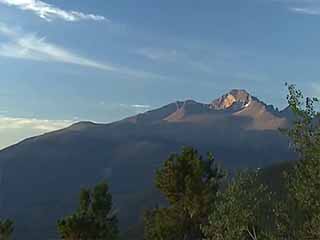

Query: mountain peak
210 89 252 111
229 89 251 99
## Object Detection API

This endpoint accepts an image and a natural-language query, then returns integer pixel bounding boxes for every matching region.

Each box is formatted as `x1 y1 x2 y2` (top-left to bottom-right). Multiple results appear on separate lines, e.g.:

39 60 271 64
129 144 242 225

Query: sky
0 0 320 149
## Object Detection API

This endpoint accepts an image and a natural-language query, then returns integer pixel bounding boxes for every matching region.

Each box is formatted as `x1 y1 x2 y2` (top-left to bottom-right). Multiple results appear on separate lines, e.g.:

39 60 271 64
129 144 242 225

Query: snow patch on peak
244 99 252 108
210 89 252 111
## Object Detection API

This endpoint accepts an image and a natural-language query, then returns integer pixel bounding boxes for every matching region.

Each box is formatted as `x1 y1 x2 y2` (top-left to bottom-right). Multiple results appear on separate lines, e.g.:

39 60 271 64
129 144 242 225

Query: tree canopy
57 182 118 240
144 147 224 240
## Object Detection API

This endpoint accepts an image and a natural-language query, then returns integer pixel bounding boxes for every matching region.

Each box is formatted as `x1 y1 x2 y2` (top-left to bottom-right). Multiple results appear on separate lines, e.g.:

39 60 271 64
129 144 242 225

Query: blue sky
0 0 320 149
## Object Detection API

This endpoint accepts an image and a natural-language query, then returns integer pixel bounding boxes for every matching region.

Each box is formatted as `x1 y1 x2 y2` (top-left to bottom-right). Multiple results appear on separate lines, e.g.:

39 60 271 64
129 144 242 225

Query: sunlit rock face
164 90 254 122
210 89 252 111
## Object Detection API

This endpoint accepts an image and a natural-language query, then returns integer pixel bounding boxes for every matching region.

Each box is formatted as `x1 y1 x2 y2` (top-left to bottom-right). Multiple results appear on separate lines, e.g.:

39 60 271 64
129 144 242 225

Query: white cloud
0 23 118 71
290 7 320 15
131 104 151 108
119 103 151 109
0 22 166 79
275 0 320 15
0 116 72 131
0 116 73 149
117 103 151 114
0 0 107 22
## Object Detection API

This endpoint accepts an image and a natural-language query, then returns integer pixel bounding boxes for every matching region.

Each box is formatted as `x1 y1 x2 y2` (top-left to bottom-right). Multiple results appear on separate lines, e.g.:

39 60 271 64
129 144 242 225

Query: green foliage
57 182 118 240
285 83 320 161
144 147 224 240
276 84 320 239
203 172 274 240
144 206 186 240
0 219 13 240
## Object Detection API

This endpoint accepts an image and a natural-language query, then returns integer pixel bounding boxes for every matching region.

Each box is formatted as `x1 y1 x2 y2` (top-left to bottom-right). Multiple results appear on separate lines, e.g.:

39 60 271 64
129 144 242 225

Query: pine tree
144 147 224 240
57 182 118 240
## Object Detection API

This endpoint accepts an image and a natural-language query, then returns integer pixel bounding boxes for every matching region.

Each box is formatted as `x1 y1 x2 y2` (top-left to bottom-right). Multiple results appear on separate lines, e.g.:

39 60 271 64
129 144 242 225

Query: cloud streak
137 48 178 61
137 47 218 75
118 103 151 109
119 104 151 114
275 0 320 15
131 104 151 109
290 7 320 15
0 22 165 79
0 0 107 22
0 24 117 71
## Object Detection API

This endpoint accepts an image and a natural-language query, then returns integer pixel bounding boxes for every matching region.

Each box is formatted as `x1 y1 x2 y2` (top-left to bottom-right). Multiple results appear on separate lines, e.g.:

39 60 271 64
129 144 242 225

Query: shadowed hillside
0 90 296 239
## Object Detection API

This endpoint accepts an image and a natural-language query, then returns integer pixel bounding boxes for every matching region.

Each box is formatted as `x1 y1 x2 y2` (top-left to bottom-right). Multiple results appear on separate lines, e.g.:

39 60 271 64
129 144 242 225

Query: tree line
1 84 319 239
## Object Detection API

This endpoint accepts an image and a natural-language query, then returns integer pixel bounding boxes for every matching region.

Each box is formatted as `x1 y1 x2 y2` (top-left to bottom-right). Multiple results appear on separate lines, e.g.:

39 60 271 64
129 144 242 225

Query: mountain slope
0 89 295 239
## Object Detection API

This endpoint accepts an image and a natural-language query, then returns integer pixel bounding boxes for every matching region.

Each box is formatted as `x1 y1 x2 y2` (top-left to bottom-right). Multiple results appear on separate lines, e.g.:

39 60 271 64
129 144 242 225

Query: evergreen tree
144 206 186 240
144 147 224 240
0 219 13 240
57 182 118 240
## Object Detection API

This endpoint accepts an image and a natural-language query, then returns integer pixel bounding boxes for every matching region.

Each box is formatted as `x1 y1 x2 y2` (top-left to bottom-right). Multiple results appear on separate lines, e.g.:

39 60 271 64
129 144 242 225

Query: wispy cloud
99 102 152 116
0 22 117 71
137 47 217 74
0 22 165 79
275 0 320 15
0 116 72 131
137 48 178 61
0 0 107 22
0 115 73 149
118 103 151 114
290 7 320 15
102 102 152 111
119 103 151 109
131 104 151 109
0 23 18 37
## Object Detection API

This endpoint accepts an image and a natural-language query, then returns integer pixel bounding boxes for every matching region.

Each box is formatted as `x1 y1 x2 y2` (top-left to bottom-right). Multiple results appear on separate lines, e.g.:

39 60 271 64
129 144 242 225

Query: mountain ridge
120 89 289 127
0 89 295 239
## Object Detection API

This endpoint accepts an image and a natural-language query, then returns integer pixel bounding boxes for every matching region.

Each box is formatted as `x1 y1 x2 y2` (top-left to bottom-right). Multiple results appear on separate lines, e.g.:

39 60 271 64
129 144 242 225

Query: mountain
0 89 295 239
125 89 288 129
